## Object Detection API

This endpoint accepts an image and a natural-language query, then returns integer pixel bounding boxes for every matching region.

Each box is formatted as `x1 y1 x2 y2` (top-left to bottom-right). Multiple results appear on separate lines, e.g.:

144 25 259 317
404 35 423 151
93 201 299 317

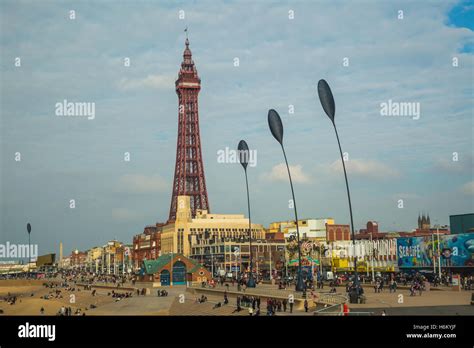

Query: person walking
304 299 309 313
343 302 350 316
289 297 294 314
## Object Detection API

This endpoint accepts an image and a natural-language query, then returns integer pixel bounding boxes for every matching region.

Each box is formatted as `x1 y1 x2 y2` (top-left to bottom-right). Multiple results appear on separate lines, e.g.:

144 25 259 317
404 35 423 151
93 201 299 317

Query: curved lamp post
27 223 31 276
268 109 305 293
317 79 359 288
238 140 256 288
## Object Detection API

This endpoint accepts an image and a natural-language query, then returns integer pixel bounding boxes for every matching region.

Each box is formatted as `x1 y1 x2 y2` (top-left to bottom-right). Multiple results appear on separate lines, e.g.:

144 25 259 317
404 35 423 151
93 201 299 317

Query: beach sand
0 279 180 315
0 279 136 315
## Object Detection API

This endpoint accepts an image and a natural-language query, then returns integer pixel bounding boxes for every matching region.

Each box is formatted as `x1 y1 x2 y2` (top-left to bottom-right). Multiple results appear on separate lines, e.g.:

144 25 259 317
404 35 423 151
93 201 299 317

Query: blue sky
1 0 473 257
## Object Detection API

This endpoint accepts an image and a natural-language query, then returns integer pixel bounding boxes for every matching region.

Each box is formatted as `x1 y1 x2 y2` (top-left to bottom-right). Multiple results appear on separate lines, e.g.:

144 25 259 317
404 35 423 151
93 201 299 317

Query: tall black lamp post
268 109 305 293
238 140 256 288
27 223 31 277
317 79 359 288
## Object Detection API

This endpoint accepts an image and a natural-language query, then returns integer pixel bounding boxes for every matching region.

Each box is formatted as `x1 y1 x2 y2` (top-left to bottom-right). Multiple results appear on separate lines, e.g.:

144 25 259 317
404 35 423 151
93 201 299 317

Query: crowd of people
108 290 134 302
211 291 300 316
3 293 18 305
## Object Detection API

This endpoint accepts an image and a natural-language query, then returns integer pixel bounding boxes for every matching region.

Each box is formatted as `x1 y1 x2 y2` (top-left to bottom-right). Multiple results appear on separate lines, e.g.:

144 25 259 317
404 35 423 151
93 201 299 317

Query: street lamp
27 223 31 277
317 79 359 289
237 140 256 288
267 109 305 293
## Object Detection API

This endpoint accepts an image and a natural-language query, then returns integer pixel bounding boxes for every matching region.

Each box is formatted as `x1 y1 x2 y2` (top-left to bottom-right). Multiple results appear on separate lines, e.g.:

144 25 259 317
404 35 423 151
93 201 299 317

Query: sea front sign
397 234 474 268
398 244 421 258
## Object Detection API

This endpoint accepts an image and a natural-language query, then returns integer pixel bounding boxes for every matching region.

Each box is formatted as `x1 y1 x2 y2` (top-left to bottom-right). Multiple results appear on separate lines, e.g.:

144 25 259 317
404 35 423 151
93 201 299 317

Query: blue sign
397 233 474 268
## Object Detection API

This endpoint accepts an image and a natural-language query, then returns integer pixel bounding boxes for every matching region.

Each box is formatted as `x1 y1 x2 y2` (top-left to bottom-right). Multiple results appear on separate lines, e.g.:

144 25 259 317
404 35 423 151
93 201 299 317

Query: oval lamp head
317 79 336 124
268 109 284 145
237 140 249 170
27 223 31 234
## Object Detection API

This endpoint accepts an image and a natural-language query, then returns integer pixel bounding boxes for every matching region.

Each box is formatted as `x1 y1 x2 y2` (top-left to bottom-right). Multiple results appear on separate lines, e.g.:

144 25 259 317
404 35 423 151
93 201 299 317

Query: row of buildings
61 240 133 275
59 196 472 280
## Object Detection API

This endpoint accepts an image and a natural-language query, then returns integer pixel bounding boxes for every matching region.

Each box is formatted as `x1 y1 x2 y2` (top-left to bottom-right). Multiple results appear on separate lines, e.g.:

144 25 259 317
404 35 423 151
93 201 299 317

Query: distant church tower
418 213 431 229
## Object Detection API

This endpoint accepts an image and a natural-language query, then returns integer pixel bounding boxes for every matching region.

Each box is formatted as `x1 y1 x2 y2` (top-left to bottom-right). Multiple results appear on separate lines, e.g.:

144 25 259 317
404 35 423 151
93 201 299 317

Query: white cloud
262 163 311 184
433 154 473 173
118 74 175 90
461 181 474 195
329 159 400 180
116 174 168 193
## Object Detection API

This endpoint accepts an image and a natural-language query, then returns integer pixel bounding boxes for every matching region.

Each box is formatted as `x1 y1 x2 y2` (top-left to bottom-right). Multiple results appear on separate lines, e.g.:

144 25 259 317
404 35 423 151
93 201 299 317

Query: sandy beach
0 279 142 315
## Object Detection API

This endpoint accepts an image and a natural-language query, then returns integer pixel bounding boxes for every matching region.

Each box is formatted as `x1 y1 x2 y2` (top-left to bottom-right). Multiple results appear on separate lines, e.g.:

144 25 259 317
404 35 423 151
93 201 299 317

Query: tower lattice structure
168 37 210 222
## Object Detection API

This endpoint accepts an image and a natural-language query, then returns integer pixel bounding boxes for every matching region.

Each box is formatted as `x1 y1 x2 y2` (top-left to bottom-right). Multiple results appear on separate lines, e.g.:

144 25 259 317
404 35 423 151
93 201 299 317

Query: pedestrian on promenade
343 303 349 316
304 299 308 312
248 306 253 316
289 298 294 313
390 279 397 293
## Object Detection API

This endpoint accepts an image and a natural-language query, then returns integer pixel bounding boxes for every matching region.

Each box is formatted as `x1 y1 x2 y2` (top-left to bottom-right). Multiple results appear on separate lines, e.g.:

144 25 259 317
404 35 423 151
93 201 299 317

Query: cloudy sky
1 0 473 257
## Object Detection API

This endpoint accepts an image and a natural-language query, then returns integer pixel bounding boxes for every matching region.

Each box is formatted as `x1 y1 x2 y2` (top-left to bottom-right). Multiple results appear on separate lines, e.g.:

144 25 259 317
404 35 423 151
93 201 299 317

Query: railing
314 303 342 316
318 292 347 305
346 311 374 316
315 311 374 316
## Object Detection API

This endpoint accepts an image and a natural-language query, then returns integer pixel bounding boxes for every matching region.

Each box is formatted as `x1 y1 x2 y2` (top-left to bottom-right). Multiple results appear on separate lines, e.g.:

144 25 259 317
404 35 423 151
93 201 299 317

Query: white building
286 218 335 241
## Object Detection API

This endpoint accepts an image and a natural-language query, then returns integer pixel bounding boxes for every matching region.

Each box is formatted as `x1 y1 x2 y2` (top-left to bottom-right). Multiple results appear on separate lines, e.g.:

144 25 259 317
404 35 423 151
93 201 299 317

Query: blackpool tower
168 35 210 222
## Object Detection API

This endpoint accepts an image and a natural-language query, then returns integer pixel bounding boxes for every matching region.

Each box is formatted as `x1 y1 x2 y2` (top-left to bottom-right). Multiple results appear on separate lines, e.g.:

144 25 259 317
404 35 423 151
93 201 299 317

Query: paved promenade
2 279 472 316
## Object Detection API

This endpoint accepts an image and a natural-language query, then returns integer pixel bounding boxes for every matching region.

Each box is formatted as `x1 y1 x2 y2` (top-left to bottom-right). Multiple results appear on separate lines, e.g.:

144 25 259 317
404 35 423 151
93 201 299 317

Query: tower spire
168 33 209 222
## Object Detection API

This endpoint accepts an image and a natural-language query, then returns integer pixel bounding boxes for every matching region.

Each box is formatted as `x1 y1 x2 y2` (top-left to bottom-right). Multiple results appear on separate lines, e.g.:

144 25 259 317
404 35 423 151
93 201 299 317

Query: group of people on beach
108 290 134 301
3 293 18 305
